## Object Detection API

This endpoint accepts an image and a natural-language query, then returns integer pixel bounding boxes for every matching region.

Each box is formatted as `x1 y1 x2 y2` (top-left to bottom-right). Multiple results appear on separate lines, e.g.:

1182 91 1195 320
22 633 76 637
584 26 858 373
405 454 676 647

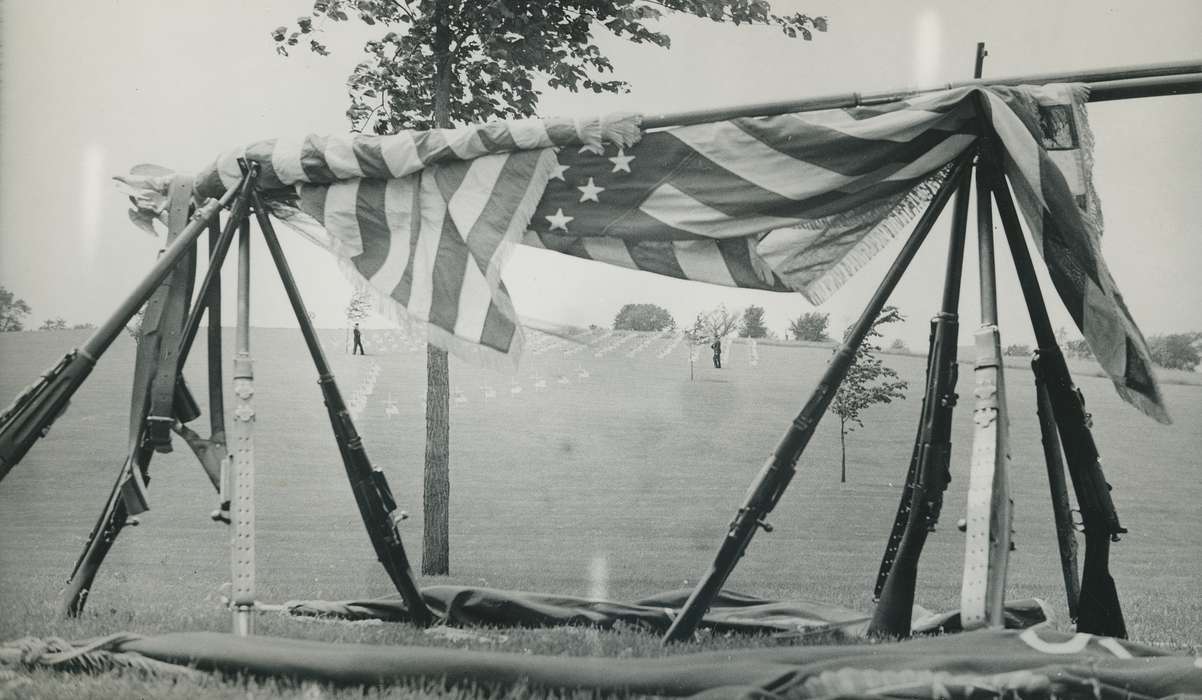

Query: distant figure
711 337 722 369
352 323 366 355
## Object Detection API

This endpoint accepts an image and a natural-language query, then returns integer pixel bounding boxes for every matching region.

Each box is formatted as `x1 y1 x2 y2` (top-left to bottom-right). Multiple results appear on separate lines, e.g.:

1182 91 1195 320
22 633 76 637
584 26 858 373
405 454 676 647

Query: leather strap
144 175 198 451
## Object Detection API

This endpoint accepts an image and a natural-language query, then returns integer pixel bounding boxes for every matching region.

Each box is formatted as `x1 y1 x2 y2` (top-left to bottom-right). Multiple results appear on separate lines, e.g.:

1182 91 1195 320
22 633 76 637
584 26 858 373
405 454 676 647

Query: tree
275 0 828 575
788 311 830 342
1147 332 1201 371
72 322 97 330
1004 343 1031 357
888 338 909 353
0 286 32 332
344 289 373 353
273 2 827 134
685 303 740 342
38 318 68 331
831 306 909 483
613 303 675 332
739 305 768 338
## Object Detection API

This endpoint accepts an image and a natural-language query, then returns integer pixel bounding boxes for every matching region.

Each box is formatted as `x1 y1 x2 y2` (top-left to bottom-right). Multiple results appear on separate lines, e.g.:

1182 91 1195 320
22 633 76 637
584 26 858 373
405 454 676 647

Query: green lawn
1 327 1199 697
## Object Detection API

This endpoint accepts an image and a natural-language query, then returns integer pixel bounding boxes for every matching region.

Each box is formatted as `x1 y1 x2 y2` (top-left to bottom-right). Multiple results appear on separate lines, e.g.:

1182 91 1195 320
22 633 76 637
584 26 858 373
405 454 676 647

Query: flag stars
550 162 570 181
545 208 573 232
577 177 604 203
609 148 634 173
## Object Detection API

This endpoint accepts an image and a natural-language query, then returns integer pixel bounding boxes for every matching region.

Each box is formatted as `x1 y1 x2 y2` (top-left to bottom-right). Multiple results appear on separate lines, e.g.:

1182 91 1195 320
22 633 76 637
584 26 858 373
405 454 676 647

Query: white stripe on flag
323 180 365 257
672 240 738 287
271 136 308 185
510 119 552 149
368 178 417 293
670 122 858 201
447 155 508 242
408 174 447 322
324 134 364 179
582 237 639 269
639 183 802 238
380 131 421 177
453 261 491 342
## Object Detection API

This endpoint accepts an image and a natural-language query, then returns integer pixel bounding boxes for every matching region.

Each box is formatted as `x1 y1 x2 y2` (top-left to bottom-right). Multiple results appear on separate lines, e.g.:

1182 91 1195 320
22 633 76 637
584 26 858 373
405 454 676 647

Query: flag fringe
795 166 953 306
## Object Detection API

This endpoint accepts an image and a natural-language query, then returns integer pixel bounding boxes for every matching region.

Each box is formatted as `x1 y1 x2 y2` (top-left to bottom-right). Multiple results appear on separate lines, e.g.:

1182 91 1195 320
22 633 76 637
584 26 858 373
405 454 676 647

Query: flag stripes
117 87 1165 419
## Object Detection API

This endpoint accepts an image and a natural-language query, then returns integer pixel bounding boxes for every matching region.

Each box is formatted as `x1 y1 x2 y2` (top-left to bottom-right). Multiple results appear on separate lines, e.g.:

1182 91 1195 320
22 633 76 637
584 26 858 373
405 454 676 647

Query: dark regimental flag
119 85 1165 420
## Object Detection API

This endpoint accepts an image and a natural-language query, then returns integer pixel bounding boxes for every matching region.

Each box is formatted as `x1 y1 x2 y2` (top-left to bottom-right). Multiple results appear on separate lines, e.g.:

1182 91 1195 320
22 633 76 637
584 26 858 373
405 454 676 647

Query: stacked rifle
0 161 432 631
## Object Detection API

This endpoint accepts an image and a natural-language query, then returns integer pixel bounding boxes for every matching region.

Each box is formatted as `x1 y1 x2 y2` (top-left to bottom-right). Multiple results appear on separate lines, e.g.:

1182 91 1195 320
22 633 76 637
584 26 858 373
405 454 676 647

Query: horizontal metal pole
642 59 1201 128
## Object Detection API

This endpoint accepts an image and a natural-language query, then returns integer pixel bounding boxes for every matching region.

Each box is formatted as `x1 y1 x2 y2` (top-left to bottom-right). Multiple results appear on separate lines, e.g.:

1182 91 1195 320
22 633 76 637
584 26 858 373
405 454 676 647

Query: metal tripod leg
959 151 1015 630
230 190 257 636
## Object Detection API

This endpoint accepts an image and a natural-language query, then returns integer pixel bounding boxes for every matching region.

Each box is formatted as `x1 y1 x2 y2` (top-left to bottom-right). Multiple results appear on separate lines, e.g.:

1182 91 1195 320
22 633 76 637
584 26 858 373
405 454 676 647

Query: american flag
129 85 1164 421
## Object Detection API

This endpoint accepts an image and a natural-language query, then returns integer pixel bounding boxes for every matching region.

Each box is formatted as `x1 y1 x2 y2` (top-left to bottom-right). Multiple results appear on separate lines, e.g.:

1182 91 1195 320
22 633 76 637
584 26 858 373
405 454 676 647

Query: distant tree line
0 285 93 332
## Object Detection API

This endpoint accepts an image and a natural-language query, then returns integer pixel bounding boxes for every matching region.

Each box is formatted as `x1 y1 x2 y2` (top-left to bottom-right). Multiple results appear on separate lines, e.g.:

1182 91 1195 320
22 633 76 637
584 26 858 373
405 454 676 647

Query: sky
1 0 1200 351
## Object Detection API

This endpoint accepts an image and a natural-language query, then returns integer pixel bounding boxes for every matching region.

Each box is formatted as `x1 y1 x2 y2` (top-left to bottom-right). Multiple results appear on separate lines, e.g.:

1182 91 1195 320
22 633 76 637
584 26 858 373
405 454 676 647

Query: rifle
1033 367 1081 622
868 163 969 638
1032 347 1125 637
991 166 1127 638
252 188 434 627
61 175 255 616
0 188 238 483
661 152 972 644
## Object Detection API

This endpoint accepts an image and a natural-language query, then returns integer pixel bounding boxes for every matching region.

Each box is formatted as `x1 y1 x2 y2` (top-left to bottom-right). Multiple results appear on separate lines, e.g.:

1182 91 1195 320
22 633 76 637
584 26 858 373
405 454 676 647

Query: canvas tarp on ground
118 84 1168 422
277 585 1049 638
6 627 1199 698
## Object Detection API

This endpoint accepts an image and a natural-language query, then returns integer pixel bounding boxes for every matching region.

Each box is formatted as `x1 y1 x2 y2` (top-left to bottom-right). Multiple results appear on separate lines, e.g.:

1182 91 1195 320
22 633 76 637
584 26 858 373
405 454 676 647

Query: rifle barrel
643 60 1201 128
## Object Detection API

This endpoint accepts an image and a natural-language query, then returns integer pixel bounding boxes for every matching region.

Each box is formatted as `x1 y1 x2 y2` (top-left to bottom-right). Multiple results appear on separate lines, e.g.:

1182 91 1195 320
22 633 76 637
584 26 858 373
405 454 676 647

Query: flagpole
642 60 1202 128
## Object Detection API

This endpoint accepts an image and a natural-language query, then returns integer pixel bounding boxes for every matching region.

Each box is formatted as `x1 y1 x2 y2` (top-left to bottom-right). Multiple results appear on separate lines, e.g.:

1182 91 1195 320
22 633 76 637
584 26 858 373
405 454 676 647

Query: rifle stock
0 352 96 482
1033 349 1126 638
868 312 958 637
320 376 431 625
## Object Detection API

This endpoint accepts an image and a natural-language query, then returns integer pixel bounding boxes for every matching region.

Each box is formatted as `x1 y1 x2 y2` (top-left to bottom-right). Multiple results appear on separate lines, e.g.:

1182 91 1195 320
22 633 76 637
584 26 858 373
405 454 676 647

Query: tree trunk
839 423 847 483
422 0 453 576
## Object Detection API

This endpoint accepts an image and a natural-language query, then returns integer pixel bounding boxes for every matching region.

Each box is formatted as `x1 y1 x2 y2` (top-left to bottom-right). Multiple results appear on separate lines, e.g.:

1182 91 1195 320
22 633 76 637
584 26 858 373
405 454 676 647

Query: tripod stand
7 161 433 633
663 121 1127 644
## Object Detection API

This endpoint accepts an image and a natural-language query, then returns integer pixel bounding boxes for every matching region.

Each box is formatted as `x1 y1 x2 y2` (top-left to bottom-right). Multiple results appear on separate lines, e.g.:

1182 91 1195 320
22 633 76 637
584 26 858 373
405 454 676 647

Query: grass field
1 327 1199 697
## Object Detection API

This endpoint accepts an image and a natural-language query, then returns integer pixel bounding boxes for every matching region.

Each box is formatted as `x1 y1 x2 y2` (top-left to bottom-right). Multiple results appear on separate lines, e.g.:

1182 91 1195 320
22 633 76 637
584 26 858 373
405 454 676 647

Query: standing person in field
711 336 722 369
352 323 366 355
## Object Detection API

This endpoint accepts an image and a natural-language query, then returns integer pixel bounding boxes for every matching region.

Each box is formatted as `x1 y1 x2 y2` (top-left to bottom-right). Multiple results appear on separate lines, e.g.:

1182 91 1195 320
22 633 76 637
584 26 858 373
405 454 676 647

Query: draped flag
116 85 1167 421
